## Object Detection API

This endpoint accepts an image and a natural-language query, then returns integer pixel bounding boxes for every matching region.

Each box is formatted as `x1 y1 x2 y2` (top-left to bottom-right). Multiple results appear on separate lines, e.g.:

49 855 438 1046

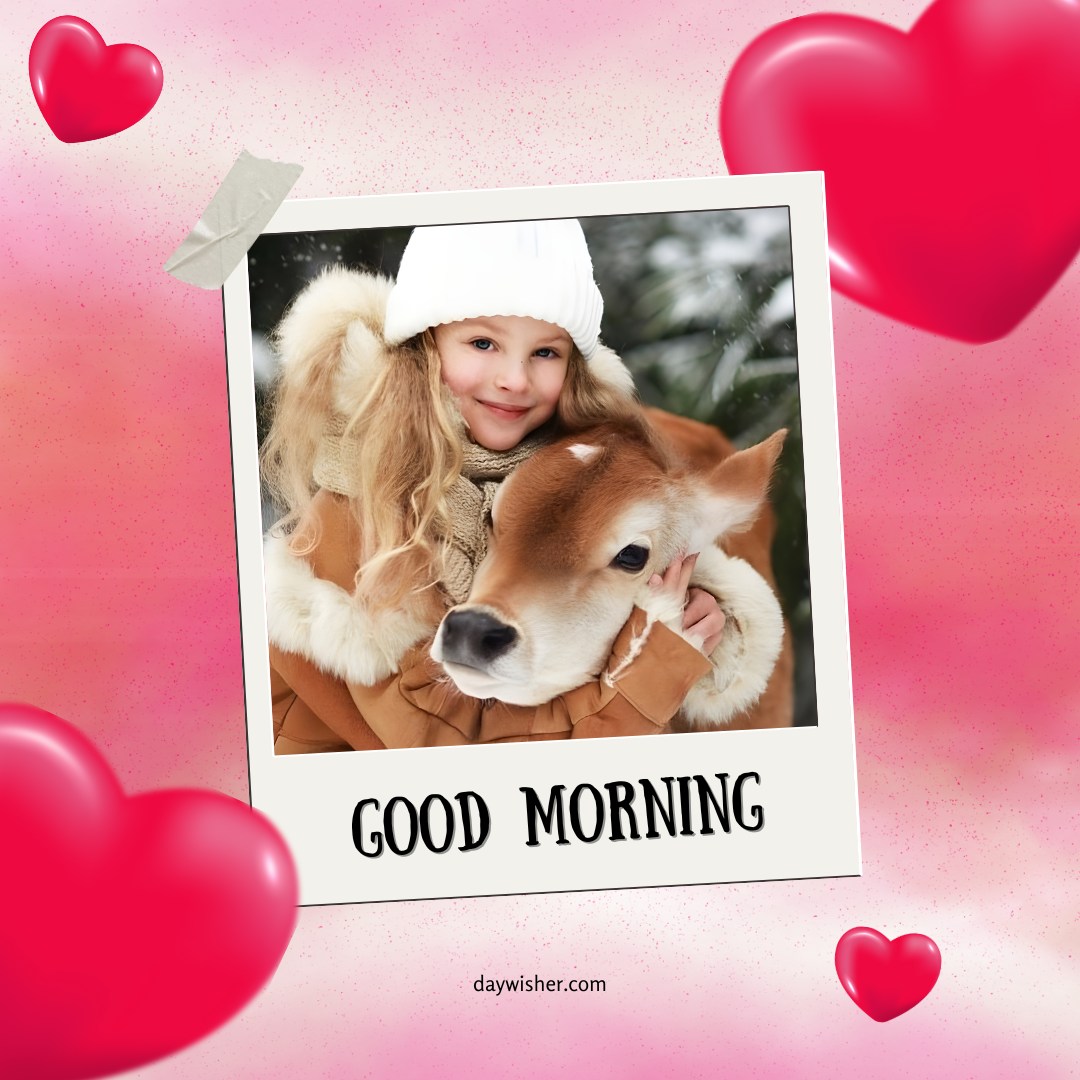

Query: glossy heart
29 16 163 143
835 927 942 1022
0 703 297 1079
720 0 1080 342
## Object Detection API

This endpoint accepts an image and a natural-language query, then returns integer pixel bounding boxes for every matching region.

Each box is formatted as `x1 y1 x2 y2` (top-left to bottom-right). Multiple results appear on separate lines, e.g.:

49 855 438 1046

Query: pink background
2 1 1077 1076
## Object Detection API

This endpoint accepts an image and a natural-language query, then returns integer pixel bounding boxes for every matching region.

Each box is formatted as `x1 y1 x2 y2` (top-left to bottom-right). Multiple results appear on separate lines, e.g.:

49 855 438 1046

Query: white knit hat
383 219 604 360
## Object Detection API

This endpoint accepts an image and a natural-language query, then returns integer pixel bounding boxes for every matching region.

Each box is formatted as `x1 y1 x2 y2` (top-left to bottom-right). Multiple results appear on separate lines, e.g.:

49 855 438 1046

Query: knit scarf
313 417 550 604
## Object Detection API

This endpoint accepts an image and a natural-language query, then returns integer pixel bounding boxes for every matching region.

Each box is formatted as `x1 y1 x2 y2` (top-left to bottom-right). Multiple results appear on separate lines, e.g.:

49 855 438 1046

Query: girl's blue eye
471 339 493 351
535 347 558 358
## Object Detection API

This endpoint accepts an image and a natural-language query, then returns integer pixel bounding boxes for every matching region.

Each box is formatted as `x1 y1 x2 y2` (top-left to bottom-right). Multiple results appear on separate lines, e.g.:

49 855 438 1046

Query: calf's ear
696 429 787 541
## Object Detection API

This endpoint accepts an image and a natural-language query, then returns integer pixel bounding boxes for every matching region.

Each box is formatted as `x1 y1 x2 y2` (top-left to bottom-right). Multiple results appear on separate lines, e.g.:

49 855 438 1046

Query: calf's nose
440 609 518 666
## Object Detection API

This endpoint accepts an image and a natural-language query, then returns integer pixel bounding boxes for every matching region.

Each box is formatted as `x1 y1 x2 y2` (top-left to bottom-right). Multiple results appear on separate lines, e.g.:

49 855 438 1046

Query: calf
430 409 795 730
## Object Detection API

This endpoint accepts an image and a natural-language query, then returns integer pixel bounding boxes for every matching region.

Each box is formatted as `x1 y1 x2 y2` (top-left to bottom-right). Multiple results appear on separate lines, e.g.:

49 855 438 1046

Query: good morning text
351 771 764 858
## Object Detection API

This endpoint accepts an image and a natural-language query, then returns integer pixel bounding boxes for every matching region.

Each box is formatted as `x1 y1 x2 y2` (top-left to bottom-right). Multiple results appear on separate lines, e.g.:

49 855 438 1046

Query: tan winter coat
263 269 713 753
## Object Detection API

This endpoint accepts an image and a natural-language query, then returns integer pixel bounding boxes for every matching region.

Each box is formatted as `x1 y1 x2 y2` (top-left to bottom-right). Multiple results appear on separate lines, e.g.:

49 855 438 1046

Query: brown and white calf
430 409 795 730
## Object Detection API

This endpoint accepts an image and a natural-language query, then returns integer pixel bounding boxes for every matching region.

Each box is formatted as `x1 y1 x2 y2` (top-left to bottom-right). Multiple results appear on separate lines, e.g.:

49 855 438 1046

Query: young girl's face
434 316 572 451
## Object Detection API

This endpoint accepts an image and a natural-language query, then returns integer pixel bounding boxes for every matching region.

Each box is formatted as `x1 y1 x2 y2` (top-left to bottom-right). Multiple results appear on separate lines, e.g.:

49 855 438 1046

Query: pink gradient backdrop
1 1 1077 1076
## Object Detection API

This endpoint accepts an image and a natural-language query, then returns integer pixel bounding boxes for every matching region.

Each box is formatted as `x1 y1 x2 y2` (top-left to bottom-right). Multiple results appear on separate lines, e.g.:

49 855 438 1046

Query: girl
261 219 724 752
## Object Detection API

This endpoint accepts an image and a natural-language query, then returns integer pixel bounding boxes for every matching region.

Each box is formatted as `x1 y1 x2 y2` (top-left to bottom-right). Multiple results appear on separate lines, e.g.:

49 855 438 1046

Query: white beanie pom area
383 219 604 360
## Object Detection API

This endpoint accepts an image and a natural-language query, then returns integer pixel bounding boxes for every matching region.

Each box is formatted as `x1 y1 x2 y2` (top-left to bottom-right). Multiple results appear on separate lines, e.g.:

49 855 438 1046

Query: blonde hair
262 322 642 611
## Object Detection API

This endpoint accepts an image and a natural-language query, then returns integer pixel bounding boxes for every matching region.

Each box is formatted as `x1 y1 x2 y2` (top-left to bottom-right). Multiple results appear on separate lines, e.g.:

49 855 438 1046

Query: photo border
223 173 860 905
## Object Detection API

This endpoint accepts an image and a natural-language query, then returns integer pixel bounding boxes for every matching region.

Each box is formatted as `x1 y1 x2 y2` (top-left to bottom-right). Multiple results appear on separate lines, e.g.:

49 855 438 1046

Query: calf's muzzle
439 609 519 668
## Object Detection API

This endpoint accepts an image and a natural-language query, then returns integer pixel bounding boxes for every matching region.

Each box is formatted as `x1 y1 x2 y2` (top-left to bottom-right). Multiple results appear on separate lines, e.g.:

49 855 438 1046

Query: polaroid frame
223 174 860 905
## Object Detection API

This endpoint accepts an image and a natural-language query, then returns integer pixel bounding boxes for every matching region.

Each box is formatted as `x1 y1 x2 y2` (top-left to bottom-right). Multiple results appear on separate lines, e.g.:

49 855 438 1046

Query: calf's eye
611 544 649 572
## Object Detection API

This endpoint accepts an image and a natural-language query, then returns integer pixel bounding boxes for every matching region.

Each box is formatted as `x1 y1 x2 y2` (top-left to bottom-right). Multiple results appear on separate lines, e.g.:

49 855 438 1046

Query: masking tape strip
164 150 304 289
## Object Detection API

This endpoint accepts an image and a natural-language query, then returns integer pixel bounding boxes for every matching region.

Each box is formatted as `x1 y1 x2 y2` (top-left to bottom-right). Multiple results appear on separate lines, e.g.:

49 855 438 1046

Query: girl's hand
682 587 725 655
647 553 726 655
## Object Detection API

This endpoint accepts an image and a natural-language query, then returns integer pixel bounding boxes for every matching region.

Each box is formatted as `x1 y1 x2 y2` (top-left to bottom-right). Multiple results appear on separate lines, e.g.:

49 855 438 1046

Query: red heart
720 0 1080 342
835 927 942 1022
0 703 297 1080
29 16 163 143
